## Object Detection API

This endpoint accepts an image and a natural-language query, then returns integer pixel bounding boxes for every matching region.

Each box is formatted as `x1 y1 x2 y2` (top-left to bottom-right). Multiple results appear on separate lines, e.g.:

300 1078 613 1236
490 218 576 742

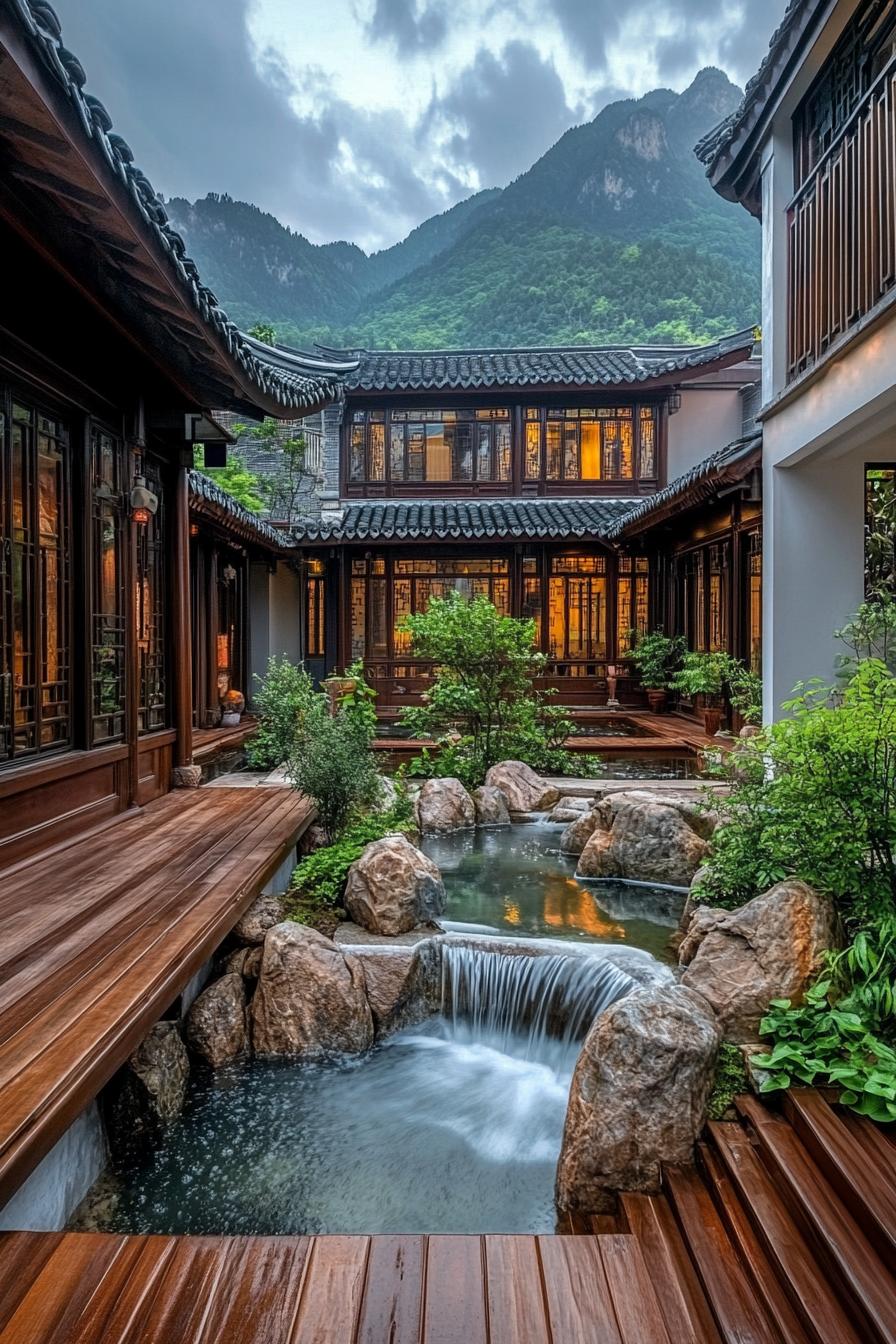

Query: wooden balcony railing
788 56 896 381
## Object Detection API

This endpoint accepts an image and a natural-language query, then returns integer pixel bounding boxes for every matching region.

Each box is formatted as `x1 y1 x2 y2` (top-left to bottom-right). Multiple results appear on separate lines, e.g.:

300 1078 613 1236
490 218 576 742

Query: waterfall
440 944 632 1062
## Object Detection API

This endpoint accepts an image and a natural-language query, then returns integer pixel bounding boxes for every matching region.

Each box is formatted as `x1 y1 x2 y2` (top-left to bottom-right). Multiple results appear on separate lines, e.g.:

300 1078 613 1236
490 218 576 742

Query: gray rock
358 947 430 1034
185 973 248 1067
483 760 560 812
680 880 835 1041
103 1021 189 1160
344 834 446 936
472 785 511 827
576 797 710 886
251 922 374 1058
556 985 721 1211
234 891 286 945
559 809 602 855
370 774 399 814
416 777 475 832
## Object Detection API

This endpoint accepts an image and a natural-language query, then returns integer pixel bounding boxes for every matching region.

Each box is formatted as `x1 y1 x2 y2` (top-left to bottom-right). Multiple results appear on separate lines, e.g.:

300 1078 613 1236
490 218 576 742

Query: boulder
556 985 721 1211
595 790 718 842
298 823 329 855
472 785 511 827
483 761 560 813
344 834 445 936
251 922 373 1058
680 880 835 1041
559 809 601 855
549 796 590 824
576 797 710 887
185 973 248 1067
370 774 399 814
234 891 286 945
224 945 262 979
103 1021 189 1160
415 777 475 832
359 947 429 1034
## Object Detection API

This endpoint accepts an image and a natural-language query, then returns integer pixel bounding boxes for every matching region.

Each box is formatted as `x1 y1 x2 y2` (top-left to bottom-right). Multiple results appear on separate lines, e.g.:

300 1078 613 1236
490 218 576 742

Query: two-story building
286 337 760 710
697 0 896 718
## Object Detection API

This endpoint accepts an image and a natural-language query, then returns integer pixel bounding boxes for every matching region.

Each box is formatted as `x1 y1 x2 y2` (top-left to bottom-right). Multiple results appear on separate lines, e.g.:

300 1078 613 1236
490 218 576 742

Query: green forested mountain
166 68 759 350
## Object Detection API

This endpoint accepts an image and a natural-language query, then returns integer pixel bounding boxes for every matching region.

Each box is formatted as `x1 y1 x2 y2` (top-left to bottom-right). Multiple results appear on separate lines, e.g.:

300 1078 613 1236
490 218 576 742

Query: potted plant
220 688 245 727
673 652 729 735
628 630 686 712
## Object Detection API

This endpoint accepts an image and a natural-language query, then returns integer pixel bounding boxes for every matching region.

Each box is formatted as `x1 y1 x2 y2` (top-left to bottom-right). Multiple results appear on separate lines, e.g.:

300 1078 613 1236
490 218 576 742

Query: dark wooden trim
172 462 193 767
0 742 129 801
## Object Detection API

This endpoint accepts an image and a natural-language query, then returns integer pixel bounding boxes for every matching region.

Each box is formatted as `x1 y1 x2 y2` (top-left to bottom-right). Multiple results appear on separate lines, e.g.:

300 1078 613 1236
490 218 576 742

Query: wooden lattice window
548 554 608 661
306 558 326 658
136 452 167 733
616 555 650 657
0 391 71 762
91 427 127 744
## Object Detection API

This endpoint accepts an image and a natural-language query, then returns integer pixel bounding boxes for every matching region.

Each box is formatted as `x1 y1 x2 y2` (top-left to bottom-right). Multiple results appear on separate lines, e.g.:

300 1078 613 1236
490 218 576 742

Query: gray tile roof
7 0 353 416
695 1 819 186
316 329 757 394
189 470 288 552
606 431 762 539
291 497 639 543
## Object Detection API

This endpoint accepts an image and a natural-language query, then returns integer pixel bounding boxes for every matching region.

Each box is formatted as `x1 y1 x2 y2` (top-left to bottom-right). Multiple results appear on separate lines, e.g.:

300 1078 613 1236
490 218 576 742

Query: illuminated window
548 555 608 661
350 408 512 484
616 555 650 657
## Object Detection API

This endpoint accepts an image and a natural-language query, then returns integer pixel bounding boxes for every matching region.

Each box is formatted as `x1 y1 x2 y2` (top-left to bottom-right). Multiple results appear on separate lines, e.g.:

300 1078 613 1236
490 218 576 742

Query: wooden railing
788 56 896 380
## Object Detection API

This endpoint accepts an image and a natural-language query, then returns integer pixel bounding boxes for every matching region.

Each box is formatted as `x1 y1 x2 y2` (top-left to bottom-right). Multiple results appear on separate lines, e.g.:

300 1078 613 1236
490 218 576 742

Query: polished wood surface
0 786 313 1207
0 1232 678 1344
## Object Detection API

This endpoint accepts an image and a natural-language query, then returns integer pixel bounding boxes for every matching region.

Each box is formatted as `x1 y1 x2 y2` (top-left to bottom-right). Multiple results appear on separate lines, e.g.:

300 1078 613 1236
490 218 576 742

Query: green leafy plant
398 592 580 787
694 660 896 923
834 595 896 680
627 629 686 690
288 793 415 911
246 656 316 770
287 688 380 840
754 977 896 1123
193 447 264 513
706 1042 749 1121
672 650 729 701
725 658 763 725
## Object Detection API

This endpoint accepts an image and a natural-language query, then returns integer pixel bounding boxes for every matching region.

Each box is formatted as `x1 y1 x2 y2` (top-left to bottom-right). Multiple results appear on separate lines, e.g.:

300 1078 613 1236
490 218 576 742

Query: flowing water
93 945 636 1236
423 820 685 960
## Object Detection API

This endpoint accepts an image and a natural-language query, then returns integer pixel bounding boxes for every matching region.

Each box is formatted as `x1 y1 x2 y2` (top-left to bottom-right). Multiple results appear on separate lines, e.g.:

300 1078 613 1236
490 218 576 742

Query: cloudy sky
52 0 785 253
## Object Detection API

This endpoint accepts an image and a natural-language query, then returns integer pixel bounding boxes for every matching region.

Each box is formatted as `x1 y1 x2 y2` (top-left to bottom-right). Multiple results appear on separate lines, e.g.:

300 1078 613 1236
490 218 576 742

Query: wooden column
172 457 194 771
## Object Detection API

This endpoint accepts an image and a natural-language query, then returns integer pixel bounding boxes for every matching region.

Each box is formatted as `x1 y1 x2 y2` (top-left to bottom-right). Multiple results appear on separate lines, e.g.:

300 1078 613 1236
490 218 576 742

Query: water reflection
422 822 683 962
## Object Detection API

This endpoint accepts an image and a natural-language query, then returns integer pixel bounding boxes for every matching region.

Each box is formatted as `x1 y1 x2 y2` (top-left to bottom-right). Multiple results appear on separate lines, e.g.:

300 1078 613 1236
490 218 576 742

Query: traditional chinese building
0 0 348 864
284 338 761 708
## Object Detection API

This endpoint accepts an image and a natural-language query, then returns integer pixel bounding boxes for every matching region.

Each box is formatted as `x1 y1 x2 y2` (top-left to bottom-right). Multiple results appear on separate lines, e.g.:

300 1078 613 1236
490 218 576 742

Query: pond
422 820 684 962
592 753 706 780
83 824 682 1238
89 945 654 1237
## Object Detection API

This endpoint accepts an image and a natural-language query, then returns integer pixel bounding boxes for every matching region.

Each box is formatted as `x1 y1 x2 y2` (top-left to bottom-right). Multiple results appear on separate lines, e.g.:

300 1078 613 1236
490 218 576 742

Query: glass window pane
452 423 473 481
496 424 511 482
580 422 601 479
639 408 656 477
407 426 425 482
476 425 492 480
525 422 541 479
546 422 562 479
351 578 366 659
368 423 385 480
563 423 578 479
349 425 365 481
426 424 450 480
390 425 405 479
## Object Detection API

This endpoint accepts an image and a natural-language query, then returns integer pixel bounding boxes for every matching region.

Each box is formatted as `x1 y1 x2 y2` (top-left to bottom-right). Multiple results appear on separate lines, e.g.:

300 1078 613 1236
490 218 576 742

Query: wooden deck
0 1230 678 1343
192 716 259 765
0 785 313 1208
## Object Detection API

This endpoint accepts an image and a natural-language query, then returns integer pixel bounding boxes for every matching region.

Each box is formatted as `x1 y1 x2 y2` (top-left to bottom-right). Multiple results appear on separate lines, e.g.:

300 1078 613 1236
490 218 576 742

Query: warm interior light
216 633 230 671
132 506 150 525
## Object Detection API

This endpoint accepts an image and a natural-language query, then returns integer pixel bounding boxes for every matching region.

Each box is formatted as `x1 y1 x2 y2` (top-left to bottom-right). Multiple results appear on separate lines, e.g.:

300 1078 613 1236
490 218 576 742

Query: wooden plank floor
0 1231 679 1343
0 786 313 1207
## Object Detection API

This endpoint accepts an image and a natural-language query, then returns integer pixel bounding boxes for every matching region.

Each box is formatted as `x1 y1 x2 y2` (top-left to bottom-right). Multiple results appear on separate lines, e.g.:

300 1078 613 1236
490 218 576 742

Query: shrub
695 660 896 925
398 592 582 786
706 1042 749 1121
725 659 763 725
246 656 316 770
672 650 729 701
627 629 686 690
287 694 380 840
288 794 415 911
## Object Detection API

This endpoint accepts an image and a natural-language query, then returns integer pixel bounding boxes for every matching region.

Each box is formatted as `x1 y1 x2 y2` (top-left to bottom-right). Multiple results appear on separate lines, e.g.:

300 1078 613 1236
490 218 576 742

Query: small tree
288 692 380 839
194 446 264 513
248 419 309 527
246 656 316 770
398 592 573 786
248 322 277 345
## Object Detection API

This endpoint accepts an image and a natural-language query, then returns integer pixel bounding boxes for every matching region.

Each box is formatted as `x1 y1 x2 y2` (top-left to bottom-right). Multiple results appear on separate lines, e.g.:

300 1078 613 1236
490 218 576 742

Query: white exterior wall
756 0 896 719
667 383 748 479
0 1102 107 1231
248 559 303 703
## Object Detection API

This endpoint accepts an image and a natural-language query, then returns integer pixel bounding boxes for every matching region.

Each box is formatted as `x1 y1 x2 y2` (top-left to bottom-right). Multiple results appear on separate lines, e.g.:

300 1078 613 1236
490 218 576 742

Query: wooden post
171 455 196 782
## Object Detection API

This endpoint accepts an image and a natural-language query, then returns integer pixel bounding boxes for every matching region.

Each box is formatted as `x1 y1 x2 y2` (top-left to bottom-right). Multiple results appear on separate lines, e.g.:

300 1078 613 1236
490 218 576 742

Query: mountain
166 68 759 350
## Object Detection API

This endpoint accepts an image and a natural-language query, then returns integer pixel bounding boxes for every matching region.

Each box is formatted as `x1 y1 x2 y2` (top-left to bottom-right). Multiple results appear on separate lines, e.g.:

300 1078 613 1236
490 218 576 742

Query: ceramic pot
646 689 668 714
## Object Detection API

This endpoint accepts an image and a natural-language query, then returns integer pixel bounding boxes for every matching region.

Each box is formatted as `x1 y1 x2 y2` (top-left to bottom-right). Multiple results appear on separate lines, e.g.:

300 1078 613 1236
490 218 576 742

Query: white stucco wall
667 384 747 479
268 562 303 664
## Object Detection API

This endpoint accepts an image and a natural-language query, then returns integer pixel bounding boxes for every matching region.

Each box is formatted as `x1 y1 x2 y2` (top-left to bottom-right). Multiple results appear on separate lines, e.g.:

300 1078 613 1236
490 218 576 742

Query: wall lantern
667 392 682 415
130 475 158 524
